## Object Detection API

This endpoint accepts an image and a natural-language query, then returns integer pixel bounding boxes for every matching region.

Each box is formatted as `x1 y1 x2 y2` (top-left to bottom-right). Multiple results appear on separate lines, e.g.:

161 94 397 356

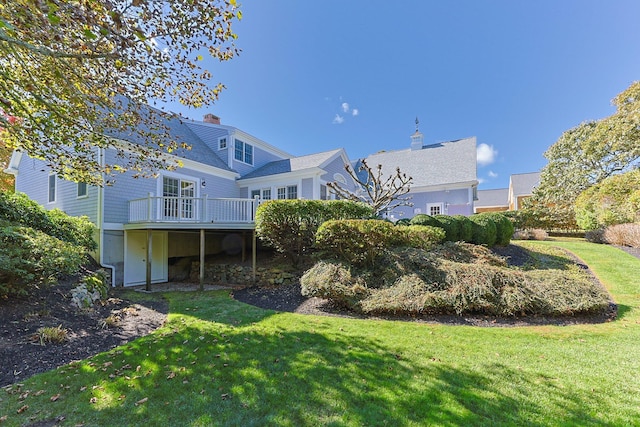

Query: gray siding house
5 110 479 287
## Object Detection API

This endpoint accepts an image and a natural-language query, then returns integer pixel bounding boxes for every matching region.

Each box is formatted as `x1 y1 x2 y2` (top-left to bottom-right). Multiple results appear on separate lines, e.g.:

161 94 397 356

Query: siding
15 155 99 224
389 188 472 219
320 156 357 192
185 123 230 155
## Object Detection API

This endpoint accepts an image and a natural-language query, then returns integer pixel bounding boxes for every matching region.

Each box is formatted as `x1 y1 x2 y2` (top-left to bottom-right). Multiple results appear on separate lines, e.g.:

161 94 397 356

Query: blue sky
164 0 640 190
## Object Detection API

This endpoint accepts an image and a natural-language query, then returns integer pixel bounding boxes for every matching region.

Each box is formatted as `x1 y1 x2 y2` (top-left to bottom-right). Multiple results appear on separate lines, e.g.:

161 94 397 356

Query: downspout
97 147 116 287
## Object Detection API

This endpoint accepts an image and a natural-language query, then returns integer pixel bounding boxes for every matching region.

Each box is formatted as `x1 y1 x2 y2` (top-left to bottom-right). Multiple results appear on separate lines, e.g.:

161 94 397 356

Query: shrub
255 199 373 264
300 260 369 307
584 229 606 244
602 223 640 248
394 218 411 226
315 219 399 267
397 225 445 249
0 191 96 250
481 212 514 246
469 214 497 246
409 214 440 227
513 229 549 241
0 220 86 299
432 215 460 241
35 325 68 345
452 215 473 242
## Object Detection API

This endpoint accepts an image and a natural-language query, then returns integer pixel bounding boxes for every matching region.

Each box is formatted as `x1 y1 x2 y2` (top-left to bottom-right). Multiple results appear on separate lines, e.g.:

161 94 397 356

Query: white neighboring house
5 110 479 287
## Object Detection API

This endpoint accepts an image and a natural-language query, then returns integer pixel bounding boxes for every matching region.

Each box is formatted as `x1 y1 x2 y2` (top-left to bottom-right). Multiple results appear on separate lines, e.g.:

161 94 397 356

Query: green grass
2 241 640 426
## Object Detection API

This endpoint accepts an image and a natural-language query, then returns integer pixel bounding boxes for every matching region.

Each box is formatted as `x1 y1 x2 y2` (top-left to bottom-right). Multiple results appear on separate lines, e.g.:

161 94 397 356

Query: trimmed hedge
0 191 96 250
452 215 473 242
255 199 374 263
403 213 511 247
480 212 515 246
409 214 441 227
469 213 497 246
316 220 444 267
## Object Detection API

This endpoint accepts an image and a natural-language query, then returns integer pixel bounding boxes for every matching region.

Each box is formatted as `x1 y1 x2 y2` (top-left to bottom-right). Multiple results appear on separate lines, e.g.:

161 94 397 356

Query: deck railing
128 195 259 224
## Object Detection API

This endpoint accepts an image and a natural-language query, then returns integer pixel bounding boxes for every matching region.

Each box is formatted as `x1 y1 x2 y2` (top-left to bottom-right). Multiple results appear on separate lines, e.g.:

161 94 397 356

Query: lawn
1 241 639 426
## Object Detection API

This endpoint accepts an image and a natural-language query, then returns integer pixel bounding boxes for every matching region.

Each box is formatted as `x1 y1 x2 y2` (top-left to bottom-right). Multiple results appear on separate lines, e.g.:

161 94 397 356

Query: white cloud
341 102 350 113
332 114 345 124
478 177 486 184
477 143 498 166
352 108 359 116
488 170 498 178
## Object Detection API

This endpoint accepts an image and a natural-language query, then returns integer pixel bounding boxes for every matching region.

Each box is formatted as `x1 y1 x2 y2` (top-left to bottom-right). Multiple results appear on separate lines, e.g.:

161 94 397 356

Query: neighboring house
361 127 478 219
473 172 541 213
474 188 509 213
508 172 541 210
5 110 478 287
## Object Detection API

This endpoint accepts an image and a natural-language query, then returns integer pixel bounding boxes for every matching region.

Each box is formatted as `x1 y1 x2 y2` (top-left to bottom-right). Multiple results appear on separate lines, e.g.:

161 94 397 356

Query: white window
320 184 328 200
48 174 56 203
427 203 443 216
277 187 286 200
163 176 196 220
250 190 260 198
287 185 298 199
219 137 227 150
234 139 253 165
262 188 271 200
77 182 88 198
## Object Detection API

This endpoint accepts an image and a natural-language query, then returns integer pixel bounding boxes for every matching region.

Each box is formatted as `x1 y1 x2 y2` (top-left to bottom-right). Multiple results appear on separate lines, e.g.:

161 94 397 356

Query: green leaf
83 29 97 40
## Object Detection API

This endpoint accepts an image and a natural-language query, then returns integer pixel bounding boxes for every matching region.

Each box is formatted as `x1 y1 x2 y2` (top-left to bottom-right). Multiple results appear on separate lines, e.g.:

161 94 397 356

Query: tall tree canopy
533 81 640 207
0 0 241 185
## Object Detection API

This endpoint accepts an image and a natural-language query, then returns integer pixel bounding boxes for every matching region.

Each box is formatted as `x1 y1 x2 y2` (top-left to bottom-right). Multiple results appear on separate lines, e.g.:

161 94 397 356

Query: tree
533 81 640 207
0 0 241 185
327 159 413 217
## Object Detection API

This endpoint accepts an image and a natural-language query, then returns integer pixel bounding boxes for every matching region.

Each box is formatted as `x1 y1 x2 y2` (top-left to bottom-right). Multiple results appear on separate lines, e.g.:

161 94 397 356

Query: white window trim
233 138 254 166
157 172 201 198
427 203 444 216
48 173 56 203
218 136 227 150
77 182 88 199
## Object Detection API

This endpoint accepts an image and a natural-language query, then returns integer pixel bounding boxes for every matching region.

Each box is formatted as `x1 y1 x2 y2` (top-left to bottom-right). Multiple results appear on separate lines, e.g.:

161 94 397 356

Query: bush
255 199 373 264
0 220 86 299
452 215 473 242
513 229 549 241
315 220 445 267
469 214 497 246
602 223 640 248
481 212 514 246
432 215 460 241
409 214 440 227
0 191 96 250
394 218 411 226
585 229 606 244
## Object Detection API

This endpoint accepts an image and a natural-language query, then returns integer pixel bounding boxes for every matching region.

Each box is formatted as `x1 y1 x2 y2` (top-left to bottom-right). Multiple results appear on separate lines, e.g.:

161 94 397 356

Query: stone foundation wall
190 262 299 286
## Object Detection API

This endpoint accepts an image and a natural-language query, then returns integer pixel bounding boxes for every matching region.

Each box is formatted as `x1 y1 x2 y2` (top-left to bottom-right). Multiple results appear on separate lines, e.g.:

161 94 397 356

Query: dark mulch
0 278 168 387
232 244 619 328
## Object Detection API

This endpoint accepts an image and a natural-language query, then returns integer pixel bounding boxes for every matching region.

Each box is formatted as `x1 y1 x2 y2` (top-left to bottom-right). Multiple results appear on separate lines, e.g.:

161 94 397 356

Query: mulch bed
0 279 168 387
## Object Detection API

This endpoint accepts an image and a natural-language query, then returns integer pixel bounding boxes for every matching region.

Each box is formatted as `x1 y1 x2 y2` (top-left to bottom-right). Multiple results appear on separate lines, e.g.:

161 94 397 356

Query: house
474 188 509 213
473 172 541 213
5 110 479 287
360 126 478 219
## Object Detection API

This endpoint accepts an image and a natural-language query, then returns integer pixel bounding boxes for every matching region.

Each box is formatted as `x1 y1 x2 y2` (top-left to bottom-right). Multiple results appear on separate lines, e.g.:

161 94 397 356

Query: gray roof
510 172 541 196
103 100 232 172
363 137 477 187
476 188 509 208
240 149 343 180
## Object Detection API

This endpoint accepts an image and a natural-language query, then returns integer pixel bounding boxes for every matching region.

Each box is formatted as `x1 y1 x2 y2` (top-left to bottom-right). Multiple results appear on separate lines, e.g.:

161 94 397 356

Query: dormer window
219 137 227 150
234 139 253 165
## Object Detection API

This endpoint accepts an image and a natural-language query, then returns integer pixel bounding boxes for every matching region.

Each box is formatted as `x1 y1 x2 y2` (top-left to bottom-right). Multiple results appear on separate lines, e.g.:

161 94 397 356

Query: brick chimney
203 113 220 124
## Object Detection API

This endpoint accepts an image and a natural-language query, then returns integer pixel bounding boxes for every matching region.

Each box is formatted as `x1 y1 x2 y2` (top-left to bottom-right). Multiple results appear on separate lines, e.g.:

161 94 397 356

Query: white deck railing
128 195 259 224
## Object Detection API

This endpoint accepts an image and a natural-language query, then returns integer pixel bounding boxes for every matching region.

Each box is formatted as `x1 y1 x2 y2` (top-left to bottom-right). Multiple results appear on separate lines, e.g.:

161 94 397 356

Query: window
162 176 196 220
320 184 328 200
48 174 56 203
77 182 88 198
251 190 260 198
234 139 253 164
287 185 298 199
219 137 227 150
262 188 271 200
277 187 286 199
427 203 442 216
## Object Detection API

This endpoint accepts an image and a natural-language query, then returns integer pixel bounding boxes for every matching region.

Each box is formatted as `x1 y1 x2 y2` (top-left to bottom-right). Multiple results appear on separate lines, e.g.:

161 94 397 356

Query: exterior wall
102 229 124 286
239 186 248 198
301 178 314 199
388 188 473 219
184 123 229 157
103 149 239 225
320 156 357 192
14 155 99 224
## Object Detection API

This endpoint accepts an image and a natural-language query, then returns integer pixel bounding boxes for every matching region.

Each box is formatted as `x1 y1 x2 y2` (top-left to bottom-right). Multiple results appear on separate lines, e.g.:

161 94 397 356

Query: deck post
199 229 205 291
145 229 152 291
147 192 153 222
252 229 257 283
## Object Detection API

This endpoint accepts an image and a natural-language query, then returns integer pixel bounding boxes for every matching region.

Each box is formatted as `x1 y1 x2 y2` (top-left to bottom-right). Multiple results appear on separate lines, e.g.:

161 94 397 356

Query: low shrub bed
406 212 511 246
301 242 610 317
